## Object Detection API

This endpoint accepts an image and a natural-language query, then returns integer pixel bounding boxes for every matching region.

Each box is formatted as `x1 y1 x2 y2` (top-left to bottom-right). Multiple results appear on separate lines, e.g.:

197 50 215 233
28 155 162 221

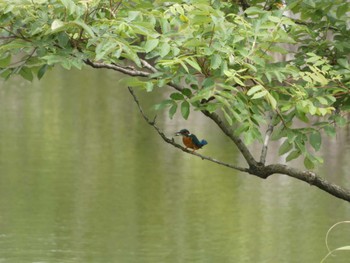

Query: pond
0 67 349 262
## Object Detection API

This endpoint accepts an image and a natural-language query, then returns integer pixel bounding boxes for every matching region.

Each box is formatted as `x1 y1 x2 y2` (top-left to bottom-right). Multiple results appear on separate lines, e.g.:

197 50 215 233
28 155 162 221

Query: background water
0 67 349 263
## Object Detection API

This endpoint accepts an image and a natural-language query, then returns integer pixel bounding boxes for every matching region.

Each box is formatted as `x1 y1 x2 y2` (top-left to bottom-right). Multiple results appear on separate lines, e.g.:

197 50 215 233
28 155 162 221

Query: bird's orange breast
183 136 199 149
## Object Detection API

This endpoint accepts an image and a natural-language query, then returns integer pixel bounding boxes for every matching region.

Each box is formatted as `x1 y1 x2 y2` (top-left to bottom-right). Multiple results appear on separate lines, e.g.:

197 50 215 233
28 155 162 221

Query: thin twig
141 59 157 73
260 113 275 164
85 59 184 92
112 0 123 14
127 86 249 173
84 59 150 77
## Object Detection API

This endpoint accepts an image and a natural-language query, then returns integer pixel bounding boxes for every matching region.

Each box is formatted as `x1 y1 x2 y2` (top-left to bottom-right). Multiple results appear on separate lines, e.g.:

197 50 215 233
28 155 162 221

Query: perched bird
175 129 208 152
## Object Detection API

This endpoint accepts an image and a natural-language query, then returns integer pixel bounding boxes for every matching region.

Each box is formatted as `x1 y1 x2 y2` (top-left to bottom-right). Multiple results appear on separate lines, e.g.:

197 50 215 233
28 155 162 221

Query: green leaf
304 156 315 169
324 125 336 137
51 19 65 31
232 76 245 86
170 92 184 100
144 39 159 53
266 93 277 109
59 0 77 15
245 6 266 15
72 20 95 38
19 67 33 81
181 88 192 97
154 99 173 111
169 103 178 119
185 58 202 72
306 55 321 63
247 85 263 96
316 96 328 105
337 58 349 69
0 54 11 67
335 115 347 127
286 150 301 162
95 41 118 60
222 108 233 126
210 53 222 70
310 131 321 151
278 139 293 155
179 60 189 73
336 3 349 18
181 101 190 119
37 64 49 80
268 16 281 23
145 82 153 92
160 42 171 57
202 78 215 88
251 90 268 99
234 123 249 136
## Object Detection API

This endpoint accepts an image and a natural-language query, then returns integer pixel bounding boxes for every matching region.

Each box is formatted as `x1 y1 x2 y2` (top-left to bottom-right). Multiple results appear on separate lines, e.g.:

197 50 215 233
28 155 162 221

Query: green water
0 67 349 263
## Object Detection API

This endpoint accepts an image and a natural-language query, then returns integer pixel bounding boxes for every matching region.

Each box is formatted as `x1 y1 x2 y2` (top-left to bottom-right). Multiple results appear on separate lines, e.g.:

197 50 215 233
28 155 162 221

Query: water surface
0 67 349 263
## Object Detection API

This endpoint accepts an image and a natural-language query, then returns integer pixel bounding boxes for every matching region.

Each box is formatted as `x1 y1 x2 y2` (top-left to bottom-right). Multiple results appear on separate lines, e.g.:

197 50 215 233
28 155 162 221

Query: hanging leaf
286 150 301 162
278 139 293 156
210 53 222 70
181 100 190 119
144 38 159 53
37 64 49 79
247 85 263 96
169 103 178 119
310 131 322 151
185 58 202 72
304 155 315 169
251 90 268 99
170 92 184 100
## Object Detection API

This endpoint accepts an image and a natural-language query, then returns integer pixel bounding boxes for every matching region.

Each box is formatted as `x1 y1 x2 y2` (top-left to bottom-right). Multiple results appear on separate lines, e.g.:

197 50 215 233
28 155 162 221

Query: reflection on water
0 67 349 263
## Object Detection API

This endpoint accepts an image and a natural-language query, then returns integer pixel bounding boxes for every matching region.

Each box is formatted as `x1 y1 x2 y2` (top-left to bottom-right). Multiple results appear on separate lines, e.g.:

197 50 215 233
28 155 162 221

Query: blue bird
175 129 208 152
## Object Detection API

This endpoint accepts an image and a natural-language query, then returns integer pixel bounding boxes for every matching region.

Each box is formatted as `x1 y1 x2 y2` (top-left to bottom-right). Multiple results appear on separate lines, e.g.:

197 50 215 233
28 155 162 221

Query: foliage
0 0 349 169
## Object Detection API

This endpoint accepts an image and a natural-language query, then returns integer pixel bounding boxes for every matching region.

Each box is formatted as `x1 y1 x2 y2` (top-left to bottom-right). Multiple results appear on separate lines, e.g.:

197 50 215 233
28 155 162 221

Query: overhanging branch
263 164 350 202
87 59 350 202
128 86 249 173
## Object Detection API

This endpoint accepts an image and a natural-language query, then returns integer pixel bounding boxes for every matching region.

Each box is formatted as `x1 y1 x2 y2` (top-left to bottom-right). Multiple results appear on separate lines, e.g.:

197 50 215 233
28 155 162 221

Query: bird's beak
175 132 181 136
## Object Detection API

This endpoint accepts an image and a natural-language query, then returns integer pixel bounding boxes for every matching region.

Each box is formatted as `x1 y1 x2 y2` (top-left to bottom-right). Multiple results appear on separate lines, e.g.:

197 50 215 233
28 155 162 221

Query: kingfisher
175 129 208 152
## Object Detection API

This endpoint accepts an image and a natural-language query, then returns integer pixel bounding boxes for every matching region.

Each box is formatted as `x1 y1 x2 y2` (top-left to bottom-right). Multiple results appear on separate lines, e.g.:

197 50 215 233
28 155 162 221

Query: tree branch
84 59 185 92
262 164 350 202
260 113 275 164
84 59 151 77
129 85 350 202
87 59 350 202
86 57 259 168
127 86 249 173
201 110 259 167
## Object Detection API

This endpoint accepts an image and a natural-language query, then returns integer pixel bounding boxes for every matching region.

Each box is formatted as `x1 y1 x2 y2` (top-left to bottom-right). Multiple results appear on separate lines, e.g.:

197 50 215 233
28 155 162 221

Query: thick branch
201 110 259 167
261 164 350 202
128 87 249 173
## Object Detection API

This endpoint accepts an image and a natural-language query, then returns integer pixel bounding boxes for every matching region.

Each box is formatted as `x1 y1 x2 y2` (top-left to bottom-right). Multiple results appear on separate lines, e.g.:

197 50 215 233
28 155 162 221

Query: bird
175 129 208 152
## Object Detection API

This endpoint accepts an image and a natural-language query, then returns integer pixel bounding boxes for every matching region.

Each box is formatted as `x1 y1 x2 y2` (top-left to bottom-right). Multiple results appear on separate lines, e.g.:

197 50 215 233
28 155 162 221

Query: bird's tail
201 140 208 146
